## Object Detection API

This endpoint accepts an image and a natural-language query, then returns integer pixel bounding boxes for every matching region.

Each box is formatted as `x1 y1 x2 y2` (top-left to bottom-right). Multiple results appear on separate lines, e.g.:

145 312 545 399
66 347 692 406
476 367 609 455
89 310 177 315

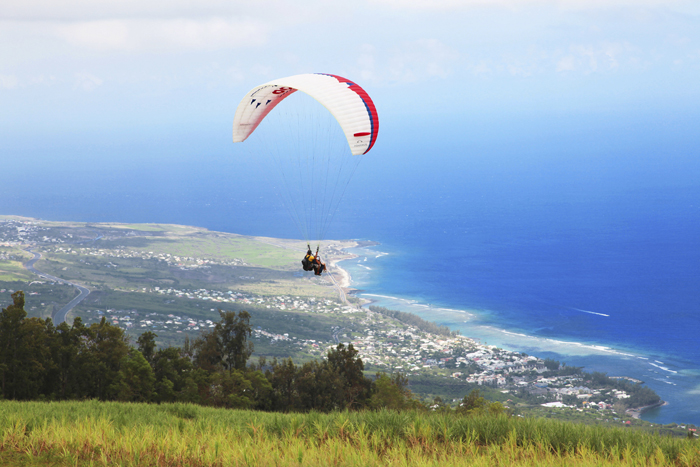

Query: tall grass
1 400 698 466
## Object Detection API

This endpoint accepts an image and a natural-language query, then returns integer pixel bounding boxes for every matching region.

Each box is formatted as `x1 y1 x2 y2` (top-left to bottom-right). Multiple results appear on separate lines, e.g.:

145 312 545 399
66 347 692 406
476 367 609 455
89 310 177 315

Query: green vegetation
2 291 425 413
0 248 34 281
1 401 699 466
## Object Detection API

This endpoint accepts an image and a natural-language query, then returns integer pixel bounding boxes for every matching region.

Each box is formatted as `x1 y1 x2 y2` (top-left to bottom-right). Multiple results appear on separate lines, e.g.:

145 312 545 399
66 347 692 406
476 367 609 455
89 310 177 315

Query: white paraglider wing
232 73 378 155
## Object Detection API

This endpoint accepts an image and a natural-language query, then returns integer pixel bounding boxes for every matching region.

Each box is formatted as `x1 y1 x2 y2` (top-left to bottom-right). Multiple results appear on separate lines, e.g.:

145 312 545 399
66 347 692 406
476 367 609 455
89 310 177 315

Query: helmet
308 255 315 261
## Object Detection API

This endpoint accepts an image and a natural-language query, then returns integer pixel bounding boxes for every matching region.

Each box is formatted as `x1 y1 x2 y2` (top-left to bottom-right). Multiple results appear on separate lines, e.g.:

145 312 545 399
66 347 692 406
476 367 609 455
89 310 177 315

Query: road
24 249 90 325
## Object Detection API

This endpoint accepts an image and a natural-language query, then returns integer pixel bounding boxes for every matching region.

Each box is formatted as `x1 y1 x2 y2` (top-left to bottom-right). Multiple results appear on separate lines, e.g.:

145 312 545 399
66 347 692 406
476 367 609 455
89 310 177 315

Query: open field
1 401 699 467
0 248 34 281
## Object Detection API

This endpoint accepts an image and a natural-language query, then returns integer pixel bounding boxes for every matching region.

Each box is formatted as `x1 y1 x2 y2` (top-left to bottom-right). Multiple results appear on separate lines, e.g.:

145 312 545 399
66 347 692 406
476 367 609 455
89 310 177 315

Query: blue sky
1 0 699 197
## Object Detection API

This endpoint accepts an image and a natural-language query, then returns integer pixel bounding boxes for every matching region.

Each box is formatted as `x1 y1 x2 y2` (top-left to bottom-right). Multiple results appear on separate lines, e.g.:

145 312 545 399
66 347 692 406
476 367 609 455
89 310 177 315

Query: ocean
2 111 699 424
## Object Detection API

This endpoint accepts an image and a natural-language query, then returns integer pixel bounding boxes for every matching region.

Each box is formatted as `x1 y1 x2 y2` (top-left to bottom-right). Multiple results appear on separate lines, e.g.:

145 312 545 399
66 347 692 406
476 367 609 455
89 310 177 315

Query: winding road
24 249 90 325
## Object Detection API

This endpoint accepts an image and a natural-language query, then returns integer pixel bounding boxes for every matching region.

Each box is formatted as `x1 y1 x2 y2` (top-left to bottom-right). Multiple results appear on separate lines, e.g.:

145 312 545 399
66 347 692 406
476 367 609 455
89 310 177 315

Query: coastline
334 244 660 358
328 254 355 289
326 241 359 290
4 217 696 426
333 241 698 425
627 401 667 420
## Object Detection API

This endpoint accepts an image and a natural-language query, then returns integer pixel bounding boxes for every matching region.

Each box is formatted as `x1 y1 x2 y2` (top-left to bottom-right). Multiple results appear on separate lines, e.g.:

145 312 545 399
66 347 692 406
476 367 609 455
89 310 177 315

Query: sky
1 0 699 204
3 1 700 124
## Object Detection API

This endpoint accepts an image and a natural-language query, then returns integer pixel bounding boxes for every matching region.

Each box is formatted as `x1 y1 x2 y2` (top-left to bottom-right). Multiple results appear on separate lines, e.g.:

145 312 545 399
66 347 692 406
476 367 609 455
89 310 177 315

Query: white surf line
362 293 402 300
572 307 610 317
648 362 678 374
483 325 638 357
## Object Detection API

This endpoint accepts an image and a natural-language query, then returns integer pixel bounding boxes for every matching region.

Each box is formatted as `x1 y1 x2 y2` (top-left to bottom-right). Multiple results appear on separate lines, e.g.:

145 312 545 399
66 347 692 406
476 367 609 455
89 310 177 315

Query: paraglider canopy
232 73 378 156
231 72 378 247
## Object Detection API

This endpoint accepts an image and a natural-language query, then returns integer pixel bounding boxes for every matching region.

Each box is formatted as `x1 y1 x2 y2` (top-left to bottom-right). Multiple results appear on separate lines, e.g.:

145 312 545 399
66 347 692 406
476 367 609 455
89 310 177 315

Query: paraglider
232 73 379 275
301 245 327 276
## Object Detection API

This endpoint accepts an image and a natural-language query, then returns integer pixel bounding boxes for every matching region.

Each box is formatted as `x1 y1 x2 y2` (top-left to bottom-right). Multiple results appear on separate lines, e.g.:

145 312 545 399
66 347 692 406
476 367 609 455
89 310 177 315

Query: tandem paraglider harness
301 245 326 276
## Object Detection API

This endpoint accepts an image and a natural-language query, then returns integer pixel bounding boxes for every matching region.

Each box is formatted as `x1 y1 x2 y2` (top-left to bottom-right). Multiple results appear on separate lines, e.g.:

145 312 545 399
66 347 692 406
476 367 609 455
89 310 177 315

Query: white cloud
369 0 700 13
226 67 246 84
556 55 576 72
473 61 492 75
73 72 103 91
0 0 348 23
0 74 19 89
555 42 633 73
386 39 459 83
2 0 266 21
48 18 267 52
357 44 377 82
30 75 57 86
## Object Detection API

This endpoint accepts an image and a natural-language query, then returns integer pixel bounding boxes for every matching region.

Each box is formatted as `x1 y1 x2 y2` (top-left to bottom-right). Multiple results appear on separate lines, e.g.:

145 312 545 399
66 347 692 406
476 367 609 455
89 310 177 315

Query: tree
613 400 627 414
113 348 155 402
295 359 343 412
79 317 130 400
193 330 222 372
456 389 507 416
543 358 560 371
215 310 253 372
246 369 274 410
48 319 86 399
205 370 255 408
370 372 415 410
0 292 56 400
326 343 372 410
152 346 194 403
265 358 300 411
192 310 253 374
137 331 158 366
0 291 28 398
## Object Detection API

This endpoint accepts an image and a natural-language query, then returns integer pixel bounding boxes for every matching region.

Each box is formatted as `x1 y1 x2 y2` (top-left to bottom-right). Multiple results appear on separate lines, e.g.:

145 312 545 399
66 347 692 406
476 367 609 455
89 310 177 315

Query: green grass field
93 228 304 269
1 401 698 466
0 248 34 282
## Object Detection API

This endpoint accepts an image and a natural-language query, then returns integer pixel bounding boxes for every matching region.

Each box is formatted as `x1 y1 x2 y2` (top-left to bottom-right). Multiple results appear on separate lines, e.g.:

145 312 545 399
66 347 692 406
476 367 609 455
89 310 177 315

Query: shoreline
336 243 665 419
328 251 356 289
336 242 653 360
333 242 695 425
627 401 667 420
328 264 351 289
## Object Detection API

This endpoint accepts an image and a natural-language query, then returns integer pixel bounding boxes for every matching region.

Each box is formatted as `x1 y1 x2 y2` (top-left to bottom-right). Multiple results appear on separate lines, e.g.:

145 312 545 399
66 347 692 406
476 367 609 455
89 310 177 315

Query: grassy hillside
1 401 699 466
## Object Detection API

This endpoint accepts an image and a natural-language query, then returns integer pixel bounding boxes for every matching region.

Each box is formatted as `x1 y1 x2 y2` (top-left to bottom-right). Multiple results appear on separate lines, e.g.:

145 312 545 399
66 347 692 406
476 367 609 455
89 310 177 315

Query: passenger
313 255 327 276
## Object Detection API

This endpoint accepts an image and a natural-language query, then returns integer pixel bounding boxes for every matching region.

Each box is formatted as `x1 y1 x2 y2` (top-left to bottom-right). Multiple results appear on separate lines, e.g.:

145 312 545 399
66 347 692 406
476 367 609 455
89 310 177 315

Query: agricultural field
1 401 699 467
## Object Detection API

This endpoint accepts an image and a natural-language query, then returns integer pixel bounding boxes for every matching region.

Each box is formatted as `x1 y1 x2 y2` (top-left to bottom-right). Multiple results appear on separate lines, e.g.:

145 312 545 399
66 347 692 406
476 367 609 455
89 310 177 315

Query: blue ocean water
2 110 699 424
